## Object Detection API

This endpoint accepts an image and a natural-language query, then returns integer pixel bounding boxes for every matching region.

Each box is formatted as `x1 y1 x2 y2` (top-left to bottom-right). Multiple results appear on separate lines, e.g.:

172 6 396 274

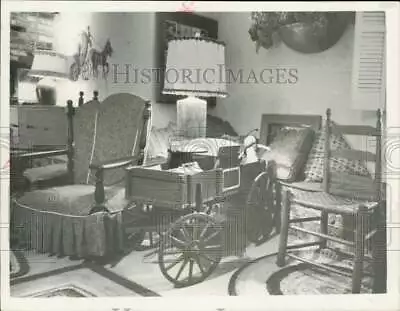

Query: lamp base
36 77 57 106
177 96 207 138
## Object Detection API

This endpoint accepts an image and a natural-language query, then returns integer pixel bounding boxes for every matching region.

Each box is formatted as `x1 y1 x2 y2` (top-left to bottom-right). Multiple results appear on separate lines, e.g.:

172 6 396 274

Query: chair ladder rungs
287 241 321 250
287 253 353 278
326 247 374 263
287 253 375 278
289 216 321 224
290 225 355 247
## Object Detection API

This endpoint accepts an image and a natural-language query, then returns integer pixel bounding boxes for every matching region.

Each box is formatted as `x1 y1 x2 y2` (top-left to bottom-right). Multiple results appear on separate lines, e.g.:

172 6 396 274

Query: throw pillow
260 126 315 181
146 122 177 160
303 122 371 182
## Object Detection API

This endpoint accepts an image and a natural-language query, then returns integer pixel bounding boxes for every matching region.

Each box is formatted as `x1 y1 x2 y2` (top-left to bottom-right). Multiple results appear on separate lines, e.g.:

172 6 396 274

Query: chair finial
376 109 382 130
78 92 84 107
326 108 331 120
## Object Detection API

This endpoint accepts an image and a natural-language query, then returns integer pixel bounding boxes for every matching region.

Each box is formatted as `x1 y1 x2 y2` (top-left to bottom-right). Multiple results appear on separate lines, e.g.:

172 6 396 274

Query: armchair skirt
12 185 128 258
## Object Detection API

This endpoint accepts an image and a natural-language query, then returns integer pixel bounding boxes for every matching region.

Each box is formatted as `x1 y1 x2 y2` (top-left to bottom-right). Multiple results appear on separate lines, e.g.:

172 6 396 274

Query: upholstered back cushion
260 127 314 181
303 122 371 182
73 100 99 184
73 94 147 186
90 93 147 186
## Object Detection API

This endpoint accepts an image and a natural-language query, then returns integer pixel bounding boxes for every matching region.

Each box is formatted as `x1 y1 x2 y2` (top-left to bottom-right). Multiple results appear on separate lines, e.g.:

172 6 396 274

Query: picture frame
155 12 218 107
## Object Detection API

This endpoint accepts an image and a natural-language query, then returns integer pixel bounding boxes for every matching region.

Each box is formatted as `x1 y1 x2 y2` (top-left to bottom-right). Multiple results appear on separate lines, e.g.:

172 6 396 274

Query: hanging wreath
248 12 351 54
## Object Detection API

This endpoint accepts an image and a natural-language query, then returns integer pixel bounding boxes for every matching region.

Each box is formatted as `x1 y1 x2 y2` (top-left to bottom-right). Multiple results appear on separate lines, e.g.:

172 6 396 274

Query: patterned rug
10 254 159 297
266 263 372 295
25 285 96 297
229 250 374 295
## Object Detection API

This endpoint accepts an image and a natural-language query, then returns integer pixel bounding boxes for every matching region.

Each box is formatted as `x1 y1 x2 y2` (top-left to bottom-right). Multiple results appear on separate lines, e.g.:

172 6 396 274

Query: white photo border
1 1 399 311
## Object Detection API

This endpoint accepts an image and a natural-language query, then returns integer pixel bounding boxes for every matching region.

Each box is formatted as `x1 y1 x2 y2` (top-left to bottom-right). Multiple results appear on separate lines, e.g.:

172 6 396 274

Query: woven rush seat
287 188 378 215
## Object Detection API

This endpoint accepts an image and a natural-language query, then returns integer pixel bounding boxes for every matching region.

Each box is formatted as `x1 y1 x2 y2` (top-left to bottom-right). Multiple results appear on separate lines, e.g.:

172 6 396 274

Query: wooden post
92 168 105 213
373 109 385 293
137 101 151 166
276 189 291 267
352 204 366 293
323 108 331 193
319 108 331 250
319 211 328 249
66 100 75 183
274 181 282 234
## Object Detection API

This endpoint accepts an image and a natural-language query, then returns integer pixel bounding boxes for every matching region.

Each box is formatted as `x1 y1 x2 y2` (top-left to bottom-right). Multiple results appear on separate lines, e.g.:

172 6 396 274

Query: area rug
11 266 152 297
266 263 372 295
26 285 96 297
228 250 373 296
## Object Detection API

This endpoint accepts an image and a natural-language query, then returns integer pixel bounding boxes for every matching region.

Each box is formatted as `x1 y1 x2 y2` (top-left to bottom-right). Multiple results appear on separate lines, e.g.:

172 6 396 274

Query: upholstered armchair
11 92 151 258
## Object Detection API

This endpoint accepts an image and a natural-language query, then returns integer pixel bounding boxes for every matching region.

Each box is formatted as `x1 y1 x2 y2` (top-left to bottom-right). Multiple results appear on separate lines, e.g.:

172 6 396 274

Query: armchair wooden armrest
89 155 141 212
89 155 140 171
12 148 68 160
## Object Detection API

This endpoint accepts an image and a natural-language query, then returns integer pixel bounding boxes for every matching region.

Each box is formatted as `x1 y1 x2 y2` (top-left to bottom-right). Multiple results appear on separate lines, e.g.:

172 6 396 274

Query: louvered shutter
351 12 386 110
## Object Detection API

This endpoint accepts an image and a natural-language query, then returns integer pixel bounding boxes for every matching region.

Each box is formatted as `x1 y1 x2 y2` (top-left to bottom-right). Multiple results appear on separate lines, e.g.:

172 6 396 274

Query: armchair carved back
71 91 151 186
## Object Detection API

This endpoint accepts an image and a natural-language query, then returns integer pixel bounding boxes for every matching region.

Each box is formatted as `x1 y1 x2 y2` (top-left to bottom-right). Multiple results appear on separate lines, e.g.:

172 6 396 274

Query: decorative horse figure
69 27 93 81
91 39 113 79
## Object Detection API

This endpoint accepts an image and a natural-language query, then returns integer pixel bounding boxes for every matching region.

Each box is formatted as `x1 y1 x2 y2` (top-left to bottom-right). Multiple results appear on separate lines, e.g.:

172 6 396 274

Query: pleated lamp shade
163 38 227 97
163 37 227 138
29 50 69 105
29 50 69 79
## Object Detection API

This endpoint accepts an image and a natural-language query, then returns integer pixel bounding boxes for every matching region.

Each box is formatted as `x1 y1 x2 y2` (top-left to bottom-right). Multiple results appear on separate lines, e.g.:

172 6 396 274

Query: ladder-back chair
276 108 385 294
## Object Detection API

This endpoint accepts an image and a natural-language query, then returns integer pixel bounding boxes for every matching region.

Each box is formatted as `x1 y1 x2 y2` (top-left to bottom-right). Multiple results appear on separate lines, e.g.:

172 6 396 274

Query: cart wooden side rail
125 166 225 210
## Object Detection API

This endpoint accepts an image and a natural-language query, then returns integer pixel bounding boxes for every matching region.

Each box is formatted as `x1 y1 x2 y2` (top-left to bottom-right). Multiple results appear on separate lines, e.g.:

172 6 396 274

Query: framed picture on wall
155 12 218 107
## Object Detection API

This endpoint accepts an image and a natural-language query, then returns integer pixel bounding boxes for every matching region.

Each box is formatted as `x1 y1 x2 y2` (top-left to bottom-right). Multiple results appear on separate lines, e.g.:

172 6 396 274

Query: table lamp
28 50 69 105
163 35 227 138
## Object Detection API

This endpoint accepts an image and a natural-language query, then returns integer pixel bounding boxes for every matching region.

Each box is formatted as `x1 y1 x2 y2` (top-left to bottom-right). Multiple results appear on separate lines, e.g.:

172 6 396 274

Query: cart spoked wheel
158 212 223 288
246 171 275 245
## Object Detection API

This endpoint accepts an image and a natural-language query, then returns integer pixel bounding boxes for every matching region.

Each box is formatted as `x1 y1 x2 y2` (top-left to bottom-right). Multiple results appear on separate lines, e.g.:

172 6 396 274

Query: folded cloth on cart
142 161 204 175
169 138 240 157
168 162 203 175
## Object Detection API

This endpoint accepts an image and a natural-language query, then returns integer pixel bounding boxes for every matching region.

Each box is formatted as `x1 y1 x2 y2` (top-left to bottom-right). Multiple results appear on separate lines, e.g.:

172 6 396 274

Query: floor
10 235 281 297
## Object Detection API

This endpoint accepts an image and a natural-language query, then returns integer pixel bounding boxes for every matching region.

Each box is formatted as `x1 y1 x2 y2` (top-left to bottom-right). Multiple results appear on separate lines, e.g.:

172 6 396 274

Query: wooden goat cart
121 143 279 288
